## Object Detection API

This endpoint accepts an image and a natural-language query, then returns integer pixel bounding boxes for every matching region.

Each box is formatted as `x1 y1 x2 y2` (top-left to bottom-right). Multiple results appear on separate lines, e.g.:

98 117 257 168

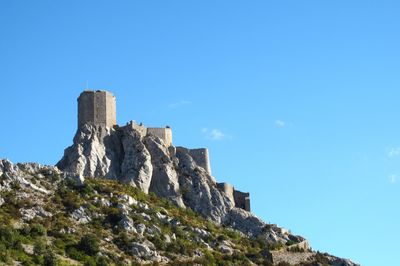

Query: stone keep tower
78 90 116 128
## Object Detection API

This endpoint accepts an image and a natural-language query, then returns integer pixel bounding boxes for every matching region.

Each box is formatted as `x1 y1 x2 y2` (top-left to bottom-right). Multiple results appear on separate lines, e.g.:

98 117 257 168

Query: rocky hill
0 122 359 265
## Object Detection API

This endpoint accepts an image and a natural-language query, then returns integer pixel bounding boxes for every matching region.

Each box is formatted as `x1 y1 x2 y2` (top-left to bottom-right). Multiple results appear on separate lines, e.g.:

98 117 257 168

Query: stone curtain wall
188 148 212 175
217 182 251 212
233 190 251 212
147 128 173 147
217 183 235 203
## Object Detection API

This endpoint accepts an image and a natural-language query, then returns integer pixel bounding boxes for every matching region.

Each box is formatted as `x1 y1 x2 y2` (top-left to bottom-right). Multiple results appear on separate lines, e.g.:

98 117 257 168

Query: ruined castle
78 90 250 212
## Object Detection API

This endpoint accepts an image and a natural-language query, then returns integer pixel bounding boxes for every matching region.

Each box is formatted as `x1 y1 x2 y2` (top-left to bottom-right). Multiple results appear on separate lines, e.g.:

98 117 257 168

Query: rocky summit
0 90 359 265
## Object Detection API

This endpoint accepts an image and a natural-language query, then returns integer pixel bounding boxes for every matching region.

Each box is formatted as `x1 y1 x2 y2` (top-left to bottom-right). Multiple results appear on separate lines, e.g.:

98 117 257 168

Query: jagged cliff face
57 124 233 222
56 124 297 242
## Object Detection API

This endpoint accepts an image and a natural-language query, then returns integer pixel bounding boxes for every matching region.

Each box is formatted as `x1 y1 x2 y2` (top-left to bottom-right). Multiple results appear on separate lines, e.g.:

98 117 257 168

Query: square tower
78 90 116 128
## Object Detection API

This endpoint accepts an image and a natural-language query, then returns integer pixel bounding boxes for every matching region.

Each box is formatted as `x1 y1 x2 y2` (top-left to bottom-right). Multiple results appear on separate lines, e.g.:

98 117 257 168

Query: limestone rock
192 227 210 239
21 206 52 221
327 256 361 266
131 240 168 262
119 214 136 233
0 160 54 194
223 207 266 237
0 159 19 177
71 206 91 224
144 136 184 207
118 194 137 206
136 223 146 235
119 127 153 193
176 148 234 223
57 124 235 223
94 197 111 207
219 244 233 255
57 124 116 179
55 124 315 248
57 124 154 193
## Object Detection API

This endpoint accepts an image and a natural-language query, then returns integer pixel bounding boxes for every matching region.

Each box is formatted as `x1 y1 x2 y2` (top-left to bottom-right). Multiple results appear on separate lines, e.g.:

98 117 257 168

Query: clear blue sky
1 1 399 265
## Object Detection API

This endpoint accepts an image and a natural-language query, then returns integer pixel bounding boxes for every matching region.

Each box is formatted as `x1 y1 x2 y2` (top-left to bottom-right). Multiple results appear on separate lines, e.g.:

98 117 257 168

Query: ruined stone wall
188 148 212 175
233 190 251 212
147 127 173 147
125 121 147 137
120 121 173 147
216 183 251 212
78 90 116 128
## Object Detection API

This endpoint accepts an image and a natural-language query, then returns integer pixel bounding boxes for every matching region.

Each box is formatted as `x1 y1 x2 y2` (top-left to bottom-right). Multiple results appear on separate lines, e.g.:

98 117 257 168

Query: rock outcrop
57 124 237 223
57 124 308 243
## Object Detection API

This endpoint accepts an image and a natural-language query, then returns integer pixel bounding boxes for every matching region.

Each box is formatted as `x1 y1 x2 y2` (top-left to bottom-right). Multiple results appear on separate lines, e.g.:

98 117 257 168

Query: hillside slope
0 159 358 265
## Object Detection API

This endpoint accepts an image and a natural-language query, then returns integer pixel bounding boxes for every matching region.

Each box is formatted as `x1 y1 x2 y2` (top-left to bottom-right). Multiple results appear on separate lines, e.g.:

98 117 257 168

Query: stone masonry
78 90 116 128
121 121 173 147
217 182 251 212
175 147 212 175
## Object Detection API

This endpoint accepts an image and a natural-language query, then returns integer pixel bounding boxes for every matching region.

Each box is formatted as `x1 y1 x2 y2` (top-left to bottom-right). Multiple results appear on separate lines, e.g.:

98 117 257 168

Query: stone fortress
78 90 250 212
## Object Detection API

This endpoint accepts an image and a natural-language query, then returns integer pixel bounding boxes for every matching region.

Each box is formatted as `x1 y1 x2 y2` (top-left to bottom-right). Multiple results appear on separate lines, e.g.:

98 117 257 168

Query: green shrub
33 240 46 256
103 206 123 227
79 183 95 197
43 249 58 266
96 255 110 266
61 192 81 211
0 243 12 263
29 223 47 237
217 234 228 242
78 234 100 256
0 226 23 250
113 232 132 252
285 240 296 246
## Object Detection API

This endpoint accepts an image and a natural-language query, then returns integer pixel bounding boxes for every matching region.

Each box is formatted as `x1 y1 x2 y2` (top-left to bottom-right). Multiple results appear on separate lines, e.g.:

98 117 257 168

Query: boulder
71 206 91 224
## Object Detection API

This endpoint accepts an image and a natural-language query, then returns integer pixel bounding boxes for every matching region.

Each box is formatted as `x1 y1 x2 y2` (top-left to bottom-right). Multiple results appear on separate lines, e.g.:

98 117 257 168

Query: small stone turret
217 182 251 212
78 90 116 128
